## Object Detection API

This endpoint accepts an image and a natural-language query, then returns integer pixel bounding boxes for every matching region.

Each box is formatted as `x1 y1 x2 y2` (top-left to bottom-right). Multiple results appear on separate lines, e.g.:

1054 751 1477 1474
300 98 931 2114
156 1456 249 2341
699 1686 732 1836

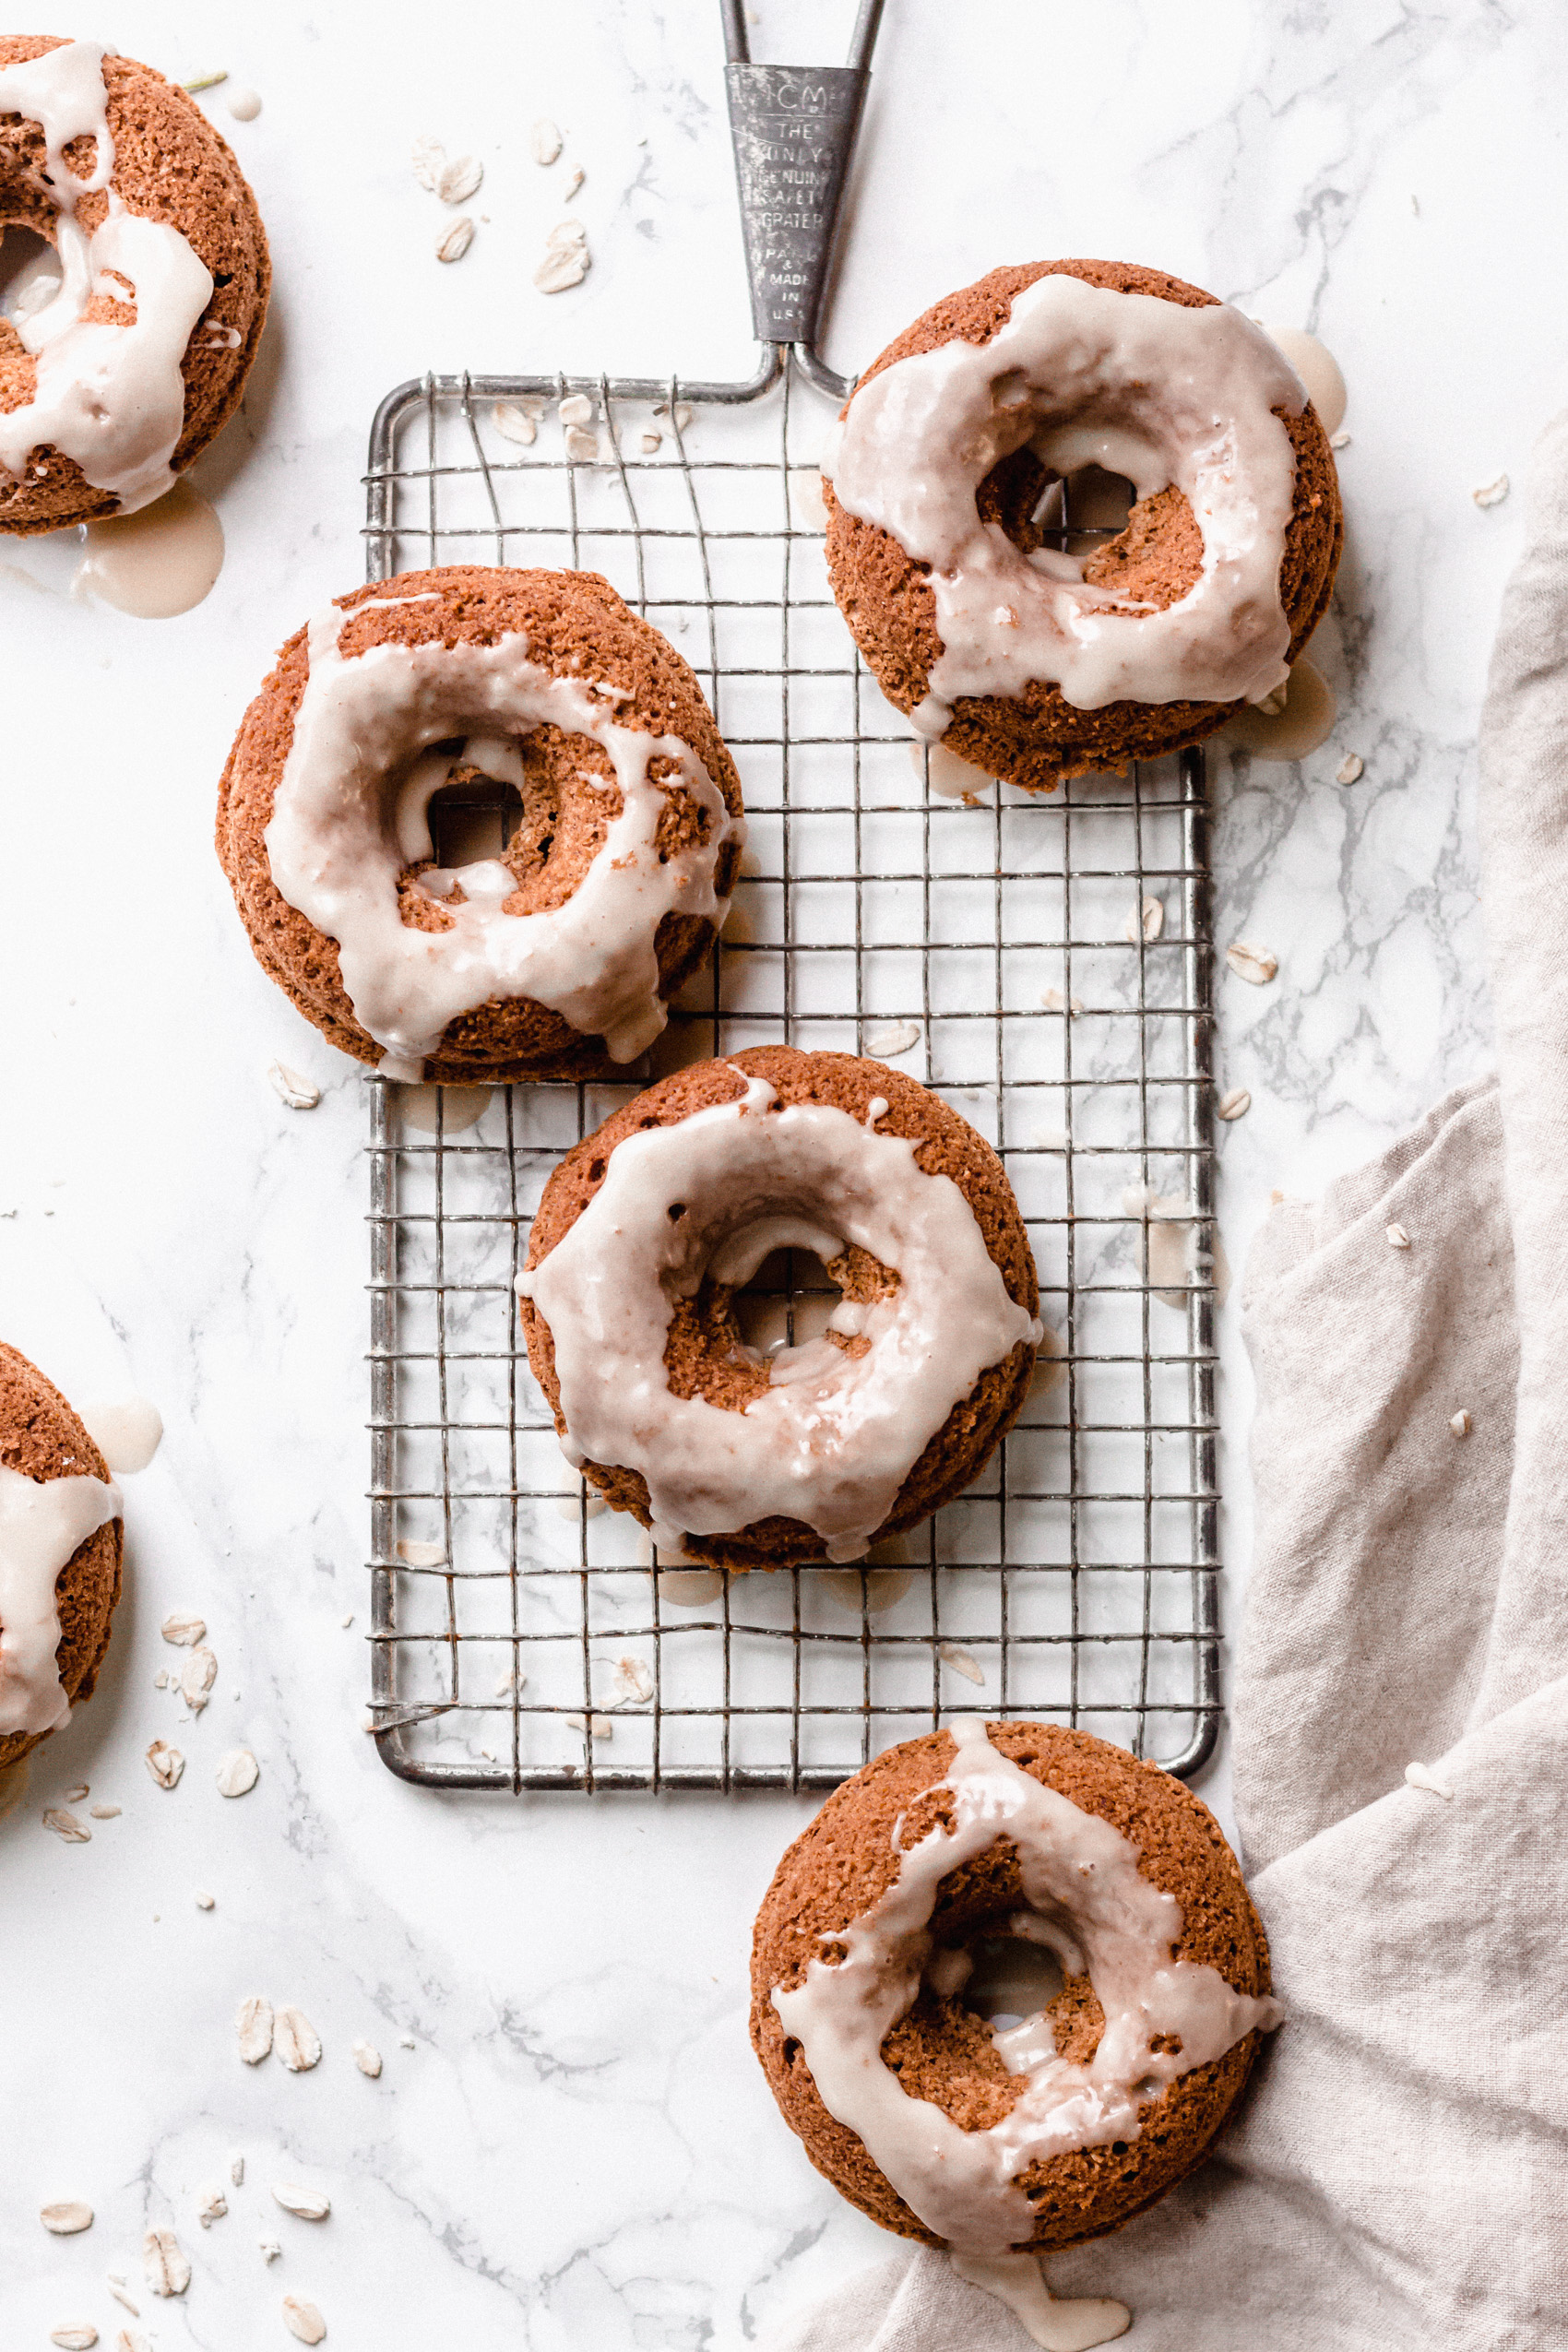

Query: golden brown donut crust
0 1341 122 1770
518 1046 1039 1570
825 259 1344 792
0 35 270 533
216 565 746 1084
750 1721 1273 2251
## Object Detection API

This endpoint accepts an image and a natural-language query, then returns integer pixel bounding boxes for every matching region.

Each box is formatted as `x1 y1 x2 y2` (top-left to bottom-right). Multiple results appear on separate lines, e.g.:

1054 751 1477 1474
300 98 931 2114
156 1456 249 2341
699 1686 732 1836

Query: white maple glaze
823 272 1306 727
773 1717 1280 2251
74 478 224 616
517 1071 1040 1560
952 2250 1130 2351
0 1462 121 1735
0 42 214 514
263 600 743 1068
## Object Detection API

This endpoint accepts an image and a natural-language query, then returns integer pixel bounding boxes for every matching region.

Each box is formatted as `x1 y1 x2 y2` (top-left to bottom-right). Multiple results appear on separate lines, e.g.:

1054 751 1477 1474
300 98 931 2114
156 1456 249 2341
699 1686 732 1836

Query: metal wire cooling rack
360 362 1222 1792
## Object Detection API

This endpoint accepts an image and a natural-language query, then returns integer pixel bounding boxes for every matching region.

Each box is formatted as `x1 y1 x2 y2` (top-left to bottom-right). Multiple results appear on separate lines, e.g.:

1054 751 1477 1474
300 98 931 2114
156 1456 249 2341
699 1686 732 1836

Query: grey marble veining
1 0 1562 2342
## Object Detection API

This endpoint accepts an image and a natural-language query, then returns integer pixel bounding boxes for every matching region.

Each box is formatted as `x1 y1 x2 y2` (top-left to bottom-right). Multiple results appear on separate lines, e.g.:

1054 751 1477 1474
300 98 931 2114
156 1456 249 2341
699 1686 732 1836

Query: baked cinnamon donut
0 36 269 531
752 1721 1277 2266
0 1342 123 1768
823 260 1342 791
517 1048 1040 1571
218 566 746 1084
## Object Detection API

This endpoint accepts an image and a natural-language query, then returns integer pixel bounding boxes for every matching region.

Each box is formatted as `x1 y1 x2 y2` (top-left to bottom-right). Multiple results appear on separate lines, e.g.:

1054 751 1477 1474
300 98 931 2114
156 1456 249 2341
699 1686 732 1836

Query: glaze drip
823 272 1305 726
0 1462 121 1735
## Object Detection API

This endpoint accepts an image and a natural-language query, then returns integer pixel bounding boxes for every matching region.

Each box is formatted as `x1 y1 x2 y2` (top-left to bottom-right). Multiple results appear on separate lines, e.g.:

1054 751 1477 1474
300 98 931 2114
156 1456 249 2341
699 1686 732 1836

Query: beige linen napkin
761 415 1568 2349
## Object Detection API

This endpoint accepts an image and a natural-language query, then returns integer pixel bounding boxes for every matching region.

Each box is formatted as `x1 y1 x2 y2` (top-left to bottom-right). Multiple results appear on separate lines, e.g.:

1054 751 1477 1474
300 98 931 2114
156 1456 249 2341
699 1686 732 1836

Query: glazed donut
517 1047 1040 1571
823 260 1343 791
0 36 269 531
0 1342 122 1768
752 1721 1277 2270
218 566 746 1084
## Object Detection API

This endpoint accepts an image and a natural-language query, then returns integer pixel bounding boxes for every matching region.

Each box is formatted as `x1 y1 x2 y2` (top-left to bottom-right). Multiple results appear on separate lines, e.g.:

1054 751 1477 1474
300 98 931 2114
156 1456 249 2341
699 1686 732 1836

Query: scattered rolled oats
41 2202 93 2234
558 392 593 425
90 1805 119 1822
1225 941 1278 985
435 216 475 264
396 1538 445 1567
180 1646 218 1712
195 1890 215 1910
639 428 662 454
531 118 563 165
545 218 588 254
147 1740 184 1790
275 2005 322 2073
938 1642 986 1686
114 2333 148 2352
862 1019 921 1057
1386 1223 1411 1250
65 1781 89 1800
493 402 537 446
237 1993 274 2064
43 1808 90 1843
564 424 600 463
283 2299 327 2346
1122 897 1164 943
49 2328 98 2349
534 245 589 295
215 1747 259 1798
259 2239 281 2263
1405 1759 1455 1799
1039 987 1084 1016
271 2182 331 2222
606 1655 655 1705
352 2038 384 2077
565 1712 613 1737
268 1062 320 1110
1216 1087 1252 1121
399 2036 417 2049
153 1670 169 1690
231 2155 245 2186
1336 754 1364 785
1472 473 1509 509
143 2226 191 2297
410 135 445 191
1329 430 1351 449
1451 1409 1473 1437
106 2281 139 2315
197 2186 227 2228
161 1610 206 1646
565 165 585 196
436 154 482 204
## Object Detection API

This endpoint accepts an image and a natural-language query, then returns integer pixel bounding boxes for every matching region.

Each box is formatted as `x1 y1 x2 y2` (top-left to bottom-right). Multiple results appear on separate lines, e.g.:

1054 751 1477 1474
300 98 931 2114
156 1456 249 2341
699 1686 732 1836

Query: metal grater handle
721 0 885 398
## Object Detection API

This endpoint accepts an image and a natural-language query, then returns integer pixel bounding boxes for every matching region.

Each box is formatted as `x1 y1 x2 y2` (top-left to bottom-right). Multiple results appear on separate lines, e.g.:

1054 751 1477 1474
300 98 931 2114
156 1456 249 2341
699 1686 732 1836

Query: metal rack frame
362 360 1222 1792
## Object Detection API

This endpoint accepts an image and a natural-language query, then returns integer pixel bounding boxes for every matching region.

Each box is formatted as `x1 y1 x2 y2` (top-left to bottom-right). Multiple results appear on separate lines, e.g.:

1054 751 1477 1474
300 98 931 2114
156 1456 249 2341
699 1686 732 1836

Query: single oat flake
606 1655 654 1705
939 1642 986 1687
535 246 589 295
271 2182 331 2222
564 424 599 463
436 216 475 264
41 2201 93 2235
283 2298 327 2346
1471 473 1509 509
493 403 537 446
1123 897 1164 943
410 135 445 191
268 1063 320 1110
1226 941 1277 985
49 2328 99 2349
43 1807 90 1843
1329 430 1351 449
161 1610 206 1646
396 1538 445 1567
558 392 593 425
1451 1409 1474 1438
106 2280 139 2315
1405 1759 1455 1799
259 2239 282 2263
1386 1223 1411 1250
1336 754 1364 785
143 2227 191 2297
352 2038 384 2078
197 2186 227 2227
275 2005 322 2073
1216 1087 1252 1122
180 1646 218 1712
531 117 563 165
237 1993 274 2064
436 154 482 204
216 1747 259 1798
862 1019 921 1057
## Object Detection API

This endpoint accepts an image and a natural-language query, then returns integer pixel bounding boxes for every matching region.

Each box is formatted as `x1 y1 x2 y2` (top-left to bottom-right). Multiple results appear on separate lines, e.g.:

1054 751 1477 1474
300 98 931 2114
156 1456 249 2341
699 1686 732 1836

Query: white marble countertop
2 1 1560 2343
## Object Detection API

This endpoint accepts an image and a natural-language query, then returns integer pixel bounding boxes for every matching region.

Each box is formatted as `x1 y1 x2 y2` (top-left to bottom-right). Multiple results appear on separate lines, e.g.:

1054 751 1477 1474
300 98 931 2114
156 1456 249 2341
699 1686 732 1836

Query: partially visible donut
823 259 1343 792
751 1720 1277 2256
0 36 269 531
0 1341 123 1768
517 1047 1040 1571
217 566 746 1085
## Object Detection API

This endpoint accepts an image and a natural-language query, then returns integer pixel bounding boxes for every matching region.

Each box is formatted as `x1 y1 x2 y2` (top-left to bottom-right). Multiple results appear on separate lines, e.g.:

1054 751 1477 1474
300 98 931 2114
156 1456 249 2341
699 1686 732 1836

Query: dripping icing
0 1464 122 1735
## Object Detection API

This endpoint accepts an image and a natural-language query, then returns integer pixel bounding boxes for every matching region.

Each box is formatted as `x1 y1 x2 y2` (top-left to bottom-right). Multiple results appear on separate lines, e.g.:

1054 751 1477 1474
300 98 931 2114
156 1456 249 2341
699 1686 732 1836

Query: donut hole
427 769 523 867
0 222 61 331
1031 465 1136 548
954 1932 1067 2028
663 1239 900 1413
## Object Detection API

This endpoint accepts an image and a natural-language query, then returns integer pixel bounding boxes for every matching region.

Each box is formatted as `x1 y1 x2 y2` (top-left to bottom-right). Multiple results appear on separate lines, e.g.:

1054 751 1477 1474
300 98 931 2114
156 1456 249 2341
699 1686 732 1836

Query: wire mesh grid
362 362 1221 1792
